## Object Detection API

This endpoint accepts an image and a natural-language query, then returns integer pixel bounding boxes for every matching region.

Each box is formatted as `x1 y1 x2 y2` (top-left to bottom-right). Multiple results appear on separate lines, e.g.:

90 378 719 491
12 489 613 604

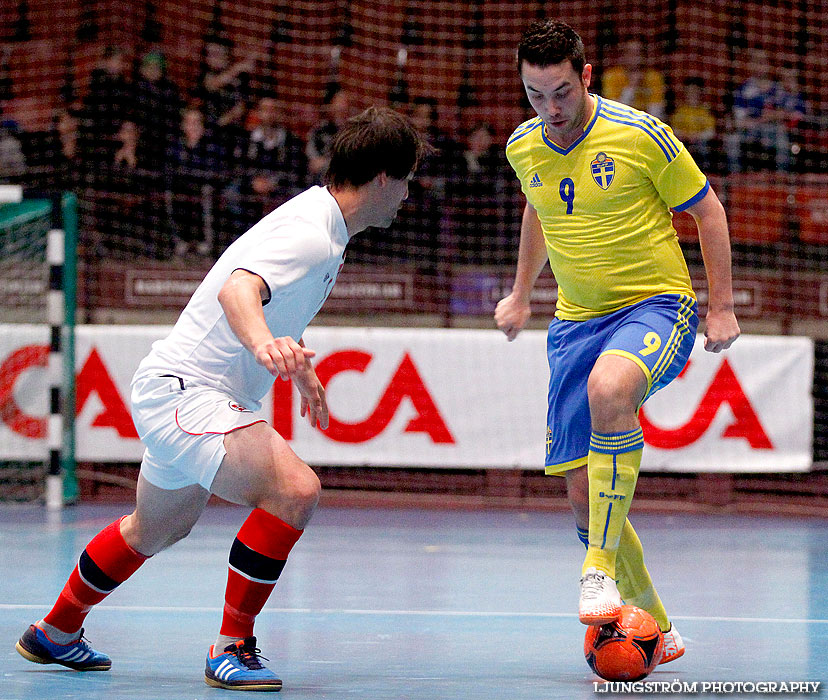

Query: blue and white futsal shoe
16 624 111 671
205 637 283 691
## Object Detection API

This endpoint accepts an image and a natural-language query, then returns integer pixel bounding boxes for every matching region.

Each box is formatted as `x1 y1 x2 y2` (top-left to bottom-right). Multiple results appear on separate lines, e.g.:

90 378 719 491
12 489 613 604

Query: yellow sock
582 428 643 579
616 519 670 632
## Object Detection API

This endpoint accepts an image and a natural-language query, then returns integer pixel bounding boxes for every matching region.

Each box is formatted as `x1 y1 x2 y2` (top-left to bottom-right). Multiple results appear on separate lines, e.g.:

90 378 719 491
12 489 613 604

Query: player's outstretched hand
297 362 329 430
703 308 740 353
254 337 329 429
495 293 531 342
254 336 316 381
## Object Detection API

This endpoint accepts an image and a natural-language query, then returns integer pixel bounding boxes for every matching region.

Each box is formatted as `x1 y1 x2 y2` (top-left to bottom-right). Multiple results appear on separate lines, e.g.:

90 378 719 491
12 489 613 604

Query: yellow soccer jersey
506 95 708 320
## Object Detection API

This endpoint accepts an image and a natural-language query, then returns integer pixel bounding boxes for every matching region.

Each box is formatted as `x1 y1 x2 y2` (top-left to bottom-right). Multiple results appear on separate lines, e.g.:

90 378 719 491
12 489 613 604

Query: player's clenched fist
254 336 317 381
703 308 741 353
495 293 532 342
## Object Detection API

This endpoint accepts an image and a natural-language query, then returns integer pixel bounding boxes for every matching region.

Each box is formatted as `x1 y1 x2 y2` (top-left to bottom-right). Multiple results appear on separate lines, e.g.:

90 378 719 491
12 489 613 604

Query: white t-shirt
134 186 349 409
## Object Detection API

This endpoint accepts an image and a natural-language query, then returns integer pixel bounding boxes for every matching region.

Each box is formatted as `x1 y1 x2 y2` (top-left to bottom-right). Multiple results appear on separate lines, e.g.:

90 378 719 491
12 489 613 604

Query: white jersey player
136 184 349 410
17 106 431 692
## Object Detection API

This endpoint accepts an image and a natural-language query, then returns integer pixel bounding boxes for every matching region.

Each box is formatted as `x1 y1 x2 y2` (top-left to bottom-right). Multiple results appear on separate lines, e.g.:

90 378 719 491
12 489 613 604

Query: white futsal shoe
659 624 685 664
579 567 622 625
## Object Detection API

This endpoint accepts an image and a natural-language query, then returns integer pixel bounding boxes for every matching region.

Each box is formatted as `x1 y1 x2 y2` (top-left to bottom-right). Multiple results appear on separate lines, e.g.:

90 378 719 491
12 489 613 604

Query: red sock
220 509 303 639
43 517 148 634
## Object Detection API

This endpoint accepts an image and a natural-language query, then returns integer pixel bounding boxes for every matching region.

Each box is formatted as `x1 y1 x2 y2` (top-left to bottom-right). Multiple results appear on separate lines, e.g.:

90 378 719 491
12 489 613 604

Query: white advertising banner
0 325 814 472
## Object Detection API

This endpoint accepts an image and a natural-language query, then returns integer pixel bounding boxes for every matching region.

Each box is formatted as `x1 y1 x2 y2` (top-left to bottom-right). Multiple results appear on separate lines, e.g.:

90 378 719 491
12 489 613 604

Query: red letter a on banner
75 348 139 439
315 350 455 444
640 359 772 449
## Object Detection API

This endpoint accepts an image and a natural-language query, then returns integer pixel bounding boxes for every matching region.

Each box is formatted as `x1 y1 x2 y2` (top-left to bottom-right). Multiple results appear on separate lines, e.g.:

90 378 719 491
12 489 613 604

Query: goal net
0 1 826 501
1 1 824 319
0 190 77 505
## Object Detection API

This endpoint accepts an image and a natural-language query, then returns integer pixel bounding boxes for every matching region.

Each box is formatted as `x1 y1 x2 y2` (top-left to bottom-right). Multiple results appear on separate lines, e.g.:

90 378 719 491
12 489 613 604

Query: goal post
0 188 77 507
52 191 78 507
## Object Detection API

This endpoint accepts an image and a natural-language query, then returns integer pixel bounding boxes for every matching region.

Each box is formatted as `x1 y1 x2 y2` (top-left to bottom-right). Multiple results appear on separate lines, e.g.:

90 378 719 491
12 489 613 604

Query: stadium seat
795 181 828 244
725 177 788 244
671 210 697 242
671 177 724 242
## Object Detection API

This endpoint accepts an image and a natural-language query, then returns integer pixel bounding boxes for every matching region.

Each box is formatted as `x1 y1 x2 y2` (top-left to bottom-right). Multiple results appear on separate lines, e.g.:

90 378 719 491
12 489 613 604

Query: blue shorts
544 293 698 474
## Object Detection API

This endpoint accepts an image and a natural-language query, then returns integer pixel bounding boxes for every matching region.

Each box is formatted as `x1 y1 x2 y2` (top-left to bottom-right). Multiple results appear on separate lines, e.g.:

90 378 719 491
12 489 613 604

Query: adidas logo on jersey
529 173 543 188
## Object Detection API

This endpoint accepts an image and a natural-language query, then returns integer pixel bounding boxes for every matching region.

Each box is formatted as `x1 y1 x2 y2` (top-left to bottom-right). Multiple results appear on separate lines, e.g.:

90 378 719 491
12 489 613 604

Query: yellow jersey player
495 20 740 665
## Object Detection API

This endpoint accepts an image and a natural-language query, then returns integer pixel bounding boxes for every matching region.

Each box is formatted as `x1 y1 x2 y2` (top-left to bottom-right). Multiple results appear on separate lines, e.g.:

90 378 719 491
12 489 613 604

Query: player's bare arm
685 187 741 353
218 270 329 428
495 201 548 341
218 269 314 377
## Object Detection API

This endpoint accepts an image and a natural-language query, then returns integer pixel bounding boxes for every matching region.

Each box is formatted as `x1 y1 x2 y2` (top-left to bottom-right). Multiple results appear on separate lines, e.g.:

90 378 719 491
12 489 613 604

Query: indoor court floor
0 503 825 699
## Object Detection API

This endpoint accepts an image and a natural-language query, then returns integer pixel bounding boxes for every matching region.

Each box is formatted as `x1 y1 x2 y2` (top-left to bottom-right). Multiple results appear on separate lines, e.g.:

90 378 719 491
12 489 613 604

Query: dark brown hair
325 106 432 188
517 20 586 76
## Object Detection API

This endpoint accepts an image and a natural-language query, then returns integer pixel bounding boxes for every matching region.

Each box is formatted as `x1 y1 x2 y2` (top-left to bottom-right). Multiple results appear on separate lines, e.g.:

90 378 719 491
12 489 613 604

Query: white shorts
130 375 267 491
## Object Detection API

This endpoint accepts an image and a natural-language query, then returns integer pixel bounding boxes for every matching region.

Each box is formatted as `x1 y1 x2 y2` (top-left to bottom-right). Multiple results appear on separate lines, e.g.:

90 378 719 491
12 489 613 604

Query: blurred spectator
452 122 513 264
775 66 807 168
93 119 154 187
23 108 85 190
237 97 307 229
166 105 227 258
407 97 463 264
88 119 160 258
194 35 252 154
384 97 455 265
112 121 140 172
724 48 792 172
776 67 806 128
602 38 666 120
306 87 353 184
134 50 183 173
80 46 134 168
671 77 717 172
409 97 464 197
346 95 452 268
461 122 502 178
0 116 26 182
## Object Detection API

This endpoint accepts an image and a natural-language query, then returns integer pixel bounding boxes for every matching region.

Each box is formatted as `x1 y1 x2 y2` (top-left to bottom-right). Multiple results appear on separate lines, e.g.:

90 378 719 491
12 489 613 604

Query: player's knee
124 513 193 556
587 371 621 408
287 466 321 511
158 525 194 552
587 374 637 426
260 462 320 528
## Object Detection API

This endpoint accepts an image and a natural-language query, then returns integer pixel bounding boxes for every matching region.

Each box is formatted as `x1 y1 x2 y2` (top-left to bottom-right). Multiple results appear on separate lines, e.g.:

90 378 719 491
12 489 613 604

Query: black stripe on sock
78 550 119 593
229 539 287 583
